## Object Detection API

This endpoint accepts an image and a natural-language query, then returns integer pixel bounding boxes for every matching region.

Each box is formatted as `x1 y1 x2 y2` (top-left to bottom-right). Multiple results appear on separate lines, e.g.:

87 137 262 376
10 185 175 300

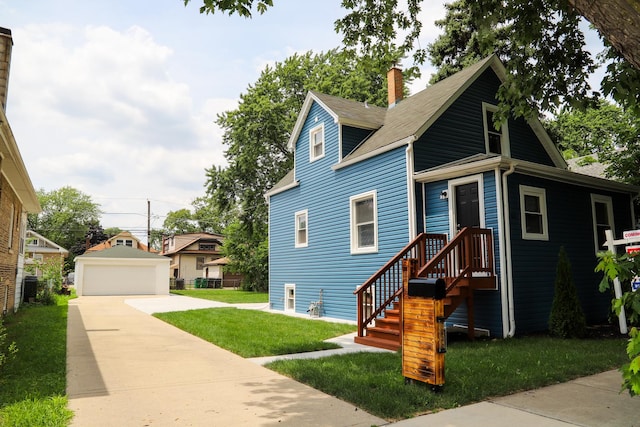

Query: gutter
501 163 517 337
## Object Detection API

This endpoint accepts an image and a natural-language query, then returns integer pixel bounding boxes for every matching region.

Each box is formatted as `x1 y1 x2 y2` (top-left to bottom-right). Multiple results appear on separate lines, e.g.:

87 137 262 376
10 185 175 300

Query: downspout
501 163 517 337
405 139 417 240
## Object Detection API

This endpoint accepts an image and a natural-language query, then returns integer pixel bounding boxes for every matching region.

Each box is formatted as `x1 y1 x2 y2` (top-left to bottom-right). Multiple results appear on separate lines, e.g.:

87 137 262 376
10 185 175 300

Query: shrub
0 316 18 371
548 246 587 338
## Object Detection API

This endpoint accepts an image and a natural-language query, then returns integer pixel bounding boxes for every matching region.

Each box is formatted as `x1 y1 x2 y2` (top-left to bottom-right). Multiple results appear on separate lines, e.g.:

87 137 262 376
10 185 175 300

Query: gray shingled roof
268 169 296 195
309 91 387 128
78 245 169 259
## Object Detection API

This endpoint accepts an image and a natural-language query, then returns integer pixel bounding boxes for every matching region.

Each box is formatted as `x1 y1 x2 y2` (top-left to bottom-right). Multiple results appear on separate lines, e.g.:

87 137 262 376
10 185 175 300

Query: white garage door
82 265 157 295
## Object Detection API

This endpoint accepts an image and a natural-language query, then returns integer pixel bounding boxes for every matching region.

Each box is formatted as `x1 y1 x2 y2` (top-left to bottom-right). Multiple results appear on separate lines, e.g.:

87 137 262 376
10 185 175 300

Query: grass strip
266 335 628 421
170 289 268 304
0 295 73 427
154 307 355 357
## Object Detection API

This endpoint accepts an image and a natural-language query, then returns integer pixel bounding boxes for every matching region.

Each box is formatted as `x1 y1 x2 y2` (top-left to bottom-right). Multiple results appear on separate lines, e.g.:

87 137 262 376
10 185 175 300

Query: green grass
266 335 628 421
154 308 355 357
170 289 268 304
0 296 74 427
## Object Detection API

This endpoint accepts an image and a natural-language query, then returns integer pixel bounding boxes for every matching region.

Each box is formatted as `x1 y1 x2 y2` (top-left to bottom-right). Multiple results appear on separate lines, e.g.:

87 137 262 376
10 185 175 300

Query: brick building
0 27 41 314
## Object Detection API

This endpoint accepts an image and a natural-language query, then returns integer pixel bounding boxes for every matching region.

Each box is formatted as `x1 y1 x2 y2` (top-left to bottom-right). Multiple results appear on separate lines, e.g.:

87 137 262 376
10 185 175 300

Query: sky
2 1 603 243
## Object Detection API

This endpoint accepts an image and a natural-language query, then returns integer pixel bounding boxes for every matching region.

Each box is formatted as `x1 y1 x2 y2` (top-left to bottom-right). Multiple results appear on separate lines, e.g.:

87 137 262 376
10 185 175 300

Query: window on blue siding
295 210 308 248
350 191 378 254
284 284 295 312
519 185 549 240
309 123 325 161
483 103 509 156
591 194 614 254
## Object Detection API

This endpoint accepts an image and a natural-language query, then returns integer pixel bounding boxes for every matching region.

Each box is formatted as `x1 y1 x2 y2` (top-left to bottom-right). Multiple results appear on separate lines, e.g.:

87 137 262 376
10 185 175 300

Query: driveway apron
67 296 386 426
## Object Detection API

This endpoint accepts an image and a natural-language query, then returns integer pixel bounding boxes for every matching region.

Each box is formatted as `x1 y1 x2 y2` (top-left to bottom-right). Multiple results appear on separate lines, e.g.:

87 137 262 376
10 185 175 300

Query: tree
28 187 101 258
186 0 640 118
546 100 640 185
162 209 199 234
205 49 392 288
548 247 587 338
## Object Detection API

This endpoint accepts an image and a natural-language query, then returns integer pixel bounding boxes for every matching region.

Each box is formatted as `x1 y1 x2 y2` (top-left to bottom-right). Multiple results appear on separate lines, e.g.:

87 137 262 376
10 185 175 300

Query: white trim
333 136 415 170
448 174 485 238
309 123 325 162
350 190 378 254
482 102 510 157
265 180 300 198
294 209 308 248
284 283 296 312
519 185 549 241
406 143 417 240
591 194 615 255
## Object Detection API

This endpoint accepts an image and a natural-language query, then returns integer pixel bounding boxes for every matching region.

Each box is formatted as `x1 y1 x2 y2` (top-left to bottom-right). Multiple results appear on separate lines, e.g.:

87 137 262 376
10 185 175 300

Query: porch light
440 190 448 200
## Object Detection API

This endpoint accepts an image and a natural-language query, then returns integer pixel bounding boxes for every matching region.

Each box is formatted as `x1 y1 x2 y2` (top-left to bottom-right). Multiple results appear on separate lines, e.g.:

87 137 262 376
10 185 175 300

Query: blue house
266 55 638 349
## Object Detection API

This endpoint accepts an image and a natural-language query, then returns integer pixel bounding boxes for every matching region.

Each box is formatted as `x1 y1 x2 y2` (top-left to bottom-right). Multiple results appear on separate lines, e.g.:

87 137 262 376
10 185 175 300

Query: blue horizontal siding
508 173 634 333
342 126 373 158
414 69 555 171
270 101 410 321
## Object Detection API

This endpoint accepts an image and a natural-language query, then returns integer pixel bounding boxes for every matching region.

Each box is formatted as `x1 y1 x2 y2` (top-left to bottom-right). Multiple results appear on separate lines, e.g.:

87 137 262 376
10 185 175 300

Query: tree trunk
569 0 640 70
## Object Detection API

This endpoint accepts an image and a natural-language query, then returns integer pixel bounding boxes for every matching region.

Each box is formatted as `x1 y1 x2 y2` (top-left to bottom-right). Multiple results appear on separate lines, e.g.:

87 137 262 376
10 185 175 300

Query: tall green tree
547 100 640 185
186 0 640 118
162 209 199 234
205 49 392 289
27 187 101 255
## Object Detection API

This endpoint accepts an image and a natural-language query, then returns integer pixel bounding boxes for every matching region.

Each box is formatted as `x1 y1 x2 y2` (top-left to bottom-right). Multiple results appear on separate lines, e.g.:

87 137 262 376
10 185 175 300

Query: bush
548 246 587 338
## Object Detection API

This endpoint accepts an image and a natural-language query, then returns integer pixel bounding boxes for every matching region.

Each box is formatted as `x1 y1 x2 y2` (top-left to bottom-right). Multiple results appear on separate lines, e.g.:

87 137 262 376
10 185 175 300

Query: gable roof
287 91 387 151
77 245 168 260
161 232 225 256
25 230 69 255
86 231 156 253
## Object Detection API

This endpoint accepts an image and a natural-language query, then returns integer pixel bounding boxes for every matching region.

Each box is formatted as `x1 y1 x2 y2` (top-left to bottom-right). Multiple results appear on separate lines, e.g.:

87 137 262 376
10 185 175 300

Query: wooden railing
353 232 448 338
417 227 494 293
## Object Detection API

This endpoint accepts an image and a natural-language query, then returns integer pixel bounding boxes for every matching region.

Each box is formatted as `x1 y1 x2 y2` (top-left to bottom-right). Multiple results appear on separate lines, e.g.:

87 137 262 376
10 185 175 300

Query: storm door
455 182 480 231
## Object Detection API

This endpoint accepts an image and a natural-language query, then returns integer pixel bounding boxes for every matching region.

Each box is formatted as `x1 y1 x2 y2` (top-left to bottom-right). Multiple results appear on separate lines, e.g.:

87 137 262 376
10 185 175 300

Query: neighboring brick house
0 27 41 314
24 230 68 278
160 232 224 285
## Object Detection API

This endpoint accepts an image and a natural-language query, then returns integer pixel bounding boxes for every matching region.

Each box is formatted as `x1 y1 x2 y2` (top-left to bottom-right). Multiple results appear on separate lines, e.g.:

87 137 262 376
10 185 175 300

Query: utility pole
147 199 151 252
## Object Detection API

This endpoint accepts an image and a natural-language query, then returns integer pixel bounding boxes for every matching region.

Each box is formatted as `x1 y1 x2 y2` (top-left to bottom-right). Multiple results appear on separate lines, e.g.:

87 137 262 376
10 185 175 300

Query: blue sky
1 1 603 242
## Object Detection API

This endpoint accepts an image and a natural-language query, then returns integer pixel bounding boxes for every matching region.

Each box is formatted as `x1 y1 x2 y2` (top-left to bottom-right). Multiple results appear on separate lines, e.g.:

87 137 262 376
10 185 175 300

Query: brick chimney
0 27 13 111
387 65 403 108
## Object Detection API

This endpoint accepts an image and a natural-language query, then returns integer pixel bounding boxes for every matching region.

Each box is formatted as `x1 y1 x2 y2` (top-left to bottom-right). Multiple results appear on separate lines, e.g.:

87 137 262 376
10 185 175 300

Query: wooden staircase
354 228 495 351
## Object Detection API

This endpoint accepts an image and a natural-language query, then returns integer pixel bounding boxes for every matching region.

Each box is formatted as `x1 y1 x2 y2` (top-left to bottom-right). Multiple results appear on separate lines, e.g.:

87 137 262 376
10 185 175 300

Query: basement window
284 284 295 312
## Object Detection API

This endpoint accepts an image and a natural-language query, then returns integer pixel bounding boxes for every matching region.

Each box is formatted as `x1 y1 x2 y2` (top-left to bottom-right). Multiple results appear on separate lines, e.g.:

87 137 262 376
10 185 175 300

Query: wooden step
375 317 399 329
354 335 401 351
366 325 400 340
384 308 400 320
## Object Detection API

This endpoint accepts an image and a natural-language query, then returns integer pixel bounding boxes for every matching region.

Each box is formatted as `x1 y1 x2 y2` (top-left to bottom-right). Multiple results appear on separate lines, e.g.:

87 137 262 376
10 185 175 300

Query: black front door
455 182 480 231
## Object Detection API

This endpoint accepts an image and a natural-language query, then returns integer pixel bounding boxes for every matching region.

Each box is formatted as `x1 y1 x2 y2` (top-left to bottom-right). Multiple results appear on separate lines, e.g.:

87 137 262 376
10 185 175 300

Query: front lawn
154 307 355 357
170 289 268 304
0 296 74 427
267 335 628 421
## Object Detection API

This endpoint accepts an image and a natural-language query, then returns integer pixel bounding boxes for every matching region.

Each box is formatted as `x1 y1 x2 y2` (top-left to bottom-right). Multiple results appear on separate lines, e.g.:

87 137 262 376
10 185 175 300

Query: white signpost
603 229 639 334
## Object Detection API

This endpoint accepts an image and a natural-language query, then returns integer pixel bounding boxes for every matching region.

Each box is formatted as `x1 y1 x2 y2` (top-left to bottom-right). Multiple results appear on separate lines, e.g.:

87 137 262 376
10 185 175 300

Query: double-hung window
295 210 308 248
483 103 509 156
309 123 324 161
519 185 549 240
350 191 378 254
591 194 614 254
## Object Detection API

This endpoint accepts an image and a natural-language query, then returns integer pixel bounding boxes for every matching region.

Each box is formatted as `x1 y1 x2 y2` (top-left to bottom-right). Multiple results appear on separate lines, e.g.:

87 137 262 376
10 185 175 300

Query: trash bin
23 276 38 302
176 278 185 290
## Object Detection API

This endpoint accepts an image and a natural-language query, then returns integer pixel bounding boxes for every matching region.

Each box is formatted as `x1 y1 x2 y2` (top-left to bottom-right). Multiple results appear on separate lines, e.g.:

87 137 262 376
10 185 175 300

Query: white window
591 194 614 254
350 191 378 254
309 123 325 161
8 203 15 250
284 284 295 312
115 239 133 247
483 103 509 156
519 185 549 240
295 210 308 248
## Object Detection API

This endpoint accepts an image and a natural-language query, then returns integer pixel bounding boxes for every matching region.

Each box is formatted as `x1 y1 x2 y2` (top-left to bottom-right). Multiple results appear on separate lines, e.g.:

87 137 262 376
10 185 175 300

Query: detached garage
75 245 170 296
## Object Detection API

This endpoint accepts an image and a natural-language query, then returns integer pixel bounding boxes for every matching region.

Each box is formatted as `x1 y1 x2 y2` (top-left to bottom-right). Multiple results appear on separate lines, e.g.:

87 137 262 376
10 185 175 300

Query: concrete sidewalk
68 295 639 426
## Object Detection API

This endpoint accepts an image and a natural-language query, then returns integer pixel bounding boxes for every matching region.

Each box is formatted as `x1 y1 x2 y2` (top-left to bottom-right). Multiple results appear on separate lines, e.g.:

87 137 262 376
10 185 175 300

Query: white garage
74 246 170 296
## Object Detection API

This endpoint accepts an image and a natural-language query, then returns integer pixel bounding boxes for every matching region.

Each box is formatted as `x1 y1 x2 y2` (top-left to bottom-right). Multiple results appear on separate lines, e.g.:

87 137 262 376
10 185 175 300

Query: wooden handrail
354 232 448 338
417 227 494 286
